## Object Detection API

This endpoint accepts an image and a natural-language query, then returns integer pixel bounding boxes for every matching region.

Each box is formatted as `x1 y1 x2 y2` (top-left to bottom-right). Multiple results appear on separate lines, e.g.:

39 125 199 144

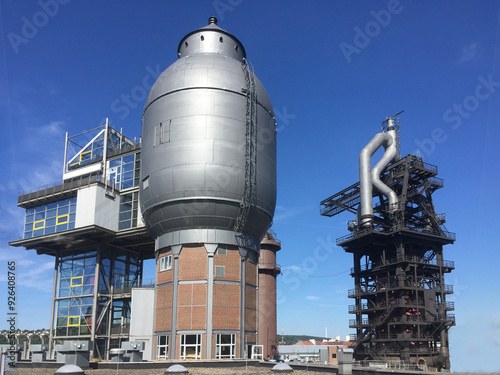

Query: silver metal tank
140 17 276 249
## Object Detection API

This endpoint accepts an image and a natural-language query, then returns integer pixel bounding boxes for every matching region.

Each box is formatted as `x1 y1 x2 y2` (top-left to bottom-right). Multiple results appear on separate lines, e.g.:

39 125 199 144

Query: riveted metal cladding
140 19 277 244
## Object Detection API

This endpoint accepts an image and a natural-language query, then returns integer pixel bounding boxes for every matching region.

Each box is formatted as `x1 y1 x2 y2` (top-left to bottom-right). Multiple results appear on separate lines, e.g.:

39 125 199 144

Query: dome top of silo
177 17 246 61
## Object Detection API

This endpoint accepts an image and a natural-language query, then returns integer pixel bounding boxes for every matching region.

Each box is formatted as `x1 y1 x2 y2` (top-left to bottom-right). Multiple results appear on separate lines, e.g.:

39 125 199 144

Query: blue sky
1 1 499 372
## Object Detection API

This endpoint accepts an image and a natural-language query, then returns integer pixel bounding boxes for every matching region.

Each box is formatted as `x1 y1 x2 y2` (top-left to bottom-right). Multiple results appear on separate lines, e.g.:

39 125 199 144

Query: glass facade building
10 124 154 360
24 198 77 239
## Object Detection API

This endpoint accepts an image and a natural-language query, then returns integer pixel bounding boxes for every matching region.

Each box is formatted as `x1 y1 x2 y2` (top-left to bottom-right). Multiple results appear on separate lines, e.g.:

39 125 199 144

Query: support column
48 257 58 359
91 250 100 358
205 243 217 359
239 247 248 358
170 244 182 359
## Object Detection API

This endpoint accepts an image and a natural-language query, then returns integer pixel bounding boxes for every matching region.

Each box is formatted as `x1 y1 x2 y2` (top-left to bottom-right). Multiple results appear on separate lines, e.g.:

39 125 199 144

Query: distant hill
278 334 328 345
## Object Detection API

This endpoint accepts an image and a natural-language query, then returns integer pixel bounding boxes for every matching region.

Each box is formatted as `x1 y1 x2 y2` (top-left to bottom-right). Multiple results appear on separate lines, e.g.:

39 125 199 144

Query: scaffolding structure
321 152 455 371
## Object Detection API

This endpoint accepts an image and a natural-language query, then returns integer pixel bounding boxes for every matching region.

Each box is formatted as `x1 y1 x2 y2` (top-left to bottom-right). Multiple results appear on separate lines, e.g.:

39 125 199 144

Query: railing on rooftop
350 256 455 274
112 278 155 294
18 174 119 205
348 282 454 296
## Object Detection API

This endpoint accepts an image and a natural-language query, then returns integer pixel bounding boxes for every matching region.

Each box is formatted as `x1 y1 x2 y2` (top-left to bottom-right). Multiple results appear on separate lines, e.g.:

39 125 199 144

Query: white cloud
282 265 301 273
306 295 319 300
36 120 64 136
0 249 54 293
456 42 479 64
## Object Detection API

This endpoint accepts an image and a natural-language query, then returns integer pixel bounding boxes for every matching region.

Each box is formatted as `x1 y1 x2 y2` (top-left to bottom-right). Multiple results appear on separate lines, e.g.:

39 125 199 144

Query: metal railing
350 255 455 274
337 223 456 245
18 174 120 205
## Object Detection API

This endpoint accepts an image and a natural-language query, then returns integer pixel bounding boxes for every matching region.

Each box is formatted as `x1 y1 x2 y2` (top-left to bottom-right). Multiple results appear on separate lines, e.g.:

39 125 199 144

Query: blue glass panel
72 267 84 276
26 208 35 214
69 306 80 315
24 231 33 239
94 138 104 148
46 217 56 226
47 202 57 209
123 171 134 180
25 214 34 223
56 223 68 232
74 258 84 267
59 199 69 206
121 180 133 189
84 266 95 276
109 159 121 168
45 226 56 235
84 257 96 266
59 288 70 297
46 209 56 218
70 205 76 213
68 222 75 230
35 212 45 220
119 212 132 221
123 154 134 163
61 269 71 278
35 206 45 213
118 221 131 230
69 213 76 222
59 299 69 307
34 228 44 236
57 308 68 317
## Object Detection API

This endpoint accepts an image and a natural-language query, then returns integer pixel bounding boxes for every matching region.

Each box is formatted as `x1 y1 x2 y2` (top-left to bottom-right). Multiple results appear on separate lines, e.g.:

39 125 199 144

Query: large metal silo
140 17 277 360
140 17 276 249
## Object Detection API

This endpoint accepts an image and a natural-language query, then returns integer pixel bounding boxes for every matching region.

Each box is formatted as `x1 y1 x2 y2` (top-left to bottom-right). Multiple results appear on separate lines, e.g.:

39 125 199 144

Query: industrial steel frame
321 144 455 370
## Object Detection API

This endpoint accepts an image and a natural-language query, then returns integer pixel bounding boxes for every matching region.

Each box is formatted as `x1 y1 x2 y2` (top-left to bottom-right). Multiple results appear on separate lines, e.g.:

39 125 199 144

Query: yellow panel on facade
71 276 83 287
68 316 81 326
80 150 92 161
57 214 69 225
33 220 45 230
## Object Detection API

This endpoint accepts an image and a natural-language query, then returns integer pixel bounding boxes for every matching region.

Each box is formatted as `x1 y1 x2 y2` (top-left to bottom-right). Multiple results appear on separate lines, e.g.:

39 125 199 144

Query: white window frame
156 335 169 360
160 254 172 271
216 333 236 359
180 334 202 360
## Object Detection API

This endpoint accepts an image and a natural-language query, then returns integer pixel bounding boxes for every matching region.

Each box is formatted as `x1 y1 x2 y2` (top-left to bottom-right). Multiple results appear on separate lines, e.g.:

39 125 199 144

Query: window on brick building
217 247 227 256
332 353 337 358
160 254 172 271
216 334 236 359
156 335 169 360
215 265 225 278
180 334 202 360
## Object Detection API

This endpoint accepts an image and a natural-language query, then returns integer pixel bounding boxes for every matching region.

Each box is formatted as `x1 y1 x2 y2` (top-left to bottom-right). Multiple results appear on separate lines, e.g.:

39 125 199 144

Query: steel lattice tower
320 119 455 371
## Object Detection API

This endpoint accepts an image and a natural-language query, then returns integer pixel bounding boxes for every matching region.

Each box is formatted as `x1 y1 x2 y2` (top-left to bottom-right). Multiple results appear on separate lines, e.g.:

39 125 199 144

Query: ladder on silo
235 60 257 233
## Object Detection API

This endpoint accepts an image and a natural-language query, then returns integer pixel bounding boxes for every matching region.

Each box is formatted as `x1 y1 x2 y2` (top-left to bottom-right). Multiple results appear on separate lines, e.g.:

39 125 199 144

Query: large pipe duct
359 118 399 227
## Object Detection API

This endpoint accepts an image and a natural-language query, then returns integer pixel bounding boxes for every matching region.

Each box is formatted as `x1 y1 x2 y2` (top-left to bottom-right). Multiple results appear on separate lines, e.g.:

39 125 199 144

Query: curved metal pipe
371 129 398 212
359 128 398 227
